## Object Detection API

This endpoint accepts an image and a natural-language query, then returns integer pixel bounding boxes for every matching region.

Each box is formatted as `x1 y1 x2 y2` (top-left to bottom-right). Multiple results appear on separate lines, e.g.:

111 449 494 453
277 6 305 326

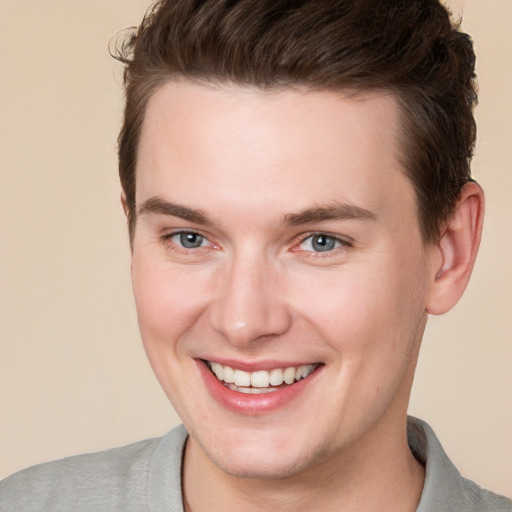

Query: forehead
136 82 415 226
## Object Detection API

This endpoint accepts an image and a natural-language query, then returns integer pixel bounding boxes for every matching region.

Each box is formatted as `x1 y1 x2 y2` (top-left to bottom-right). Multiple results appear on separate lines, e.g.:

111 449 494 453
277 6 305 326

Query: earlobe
426 181 485 315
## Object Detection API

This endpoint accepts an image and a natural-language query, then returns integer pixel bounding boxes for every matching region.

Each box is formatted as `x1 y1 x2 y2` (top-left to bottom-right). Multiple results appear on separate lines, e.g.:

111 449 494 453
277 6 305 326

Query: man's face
132 83 437 478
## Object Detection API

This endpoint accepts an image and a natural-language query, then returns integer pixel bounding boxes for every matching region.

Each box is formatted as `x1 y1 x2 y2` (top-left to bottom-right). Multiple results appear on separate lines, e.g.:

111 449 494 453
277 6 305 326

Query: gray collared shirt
1 417 510 511
407 418 511 511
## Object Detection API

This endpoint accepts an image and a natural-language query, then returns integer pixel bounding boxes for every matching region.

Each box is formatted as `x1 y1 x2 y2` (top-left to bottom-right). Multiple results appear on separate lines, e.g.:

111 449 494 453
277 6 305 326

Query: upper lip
199 357 322 372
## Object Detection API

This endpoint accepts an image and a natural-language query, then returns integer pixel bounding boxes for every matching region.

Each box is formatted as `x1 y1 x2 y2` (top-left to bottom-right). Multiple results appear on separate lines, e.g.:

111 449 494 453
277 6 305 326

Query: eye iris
312 234 335 252
180 232 203 248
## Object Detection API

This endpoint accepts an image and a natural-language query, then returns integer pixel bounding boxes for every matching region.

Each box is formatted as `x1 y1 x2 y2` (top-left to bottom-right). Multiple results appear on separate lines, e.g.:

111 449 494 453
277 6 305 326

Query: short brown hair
113 0 477 244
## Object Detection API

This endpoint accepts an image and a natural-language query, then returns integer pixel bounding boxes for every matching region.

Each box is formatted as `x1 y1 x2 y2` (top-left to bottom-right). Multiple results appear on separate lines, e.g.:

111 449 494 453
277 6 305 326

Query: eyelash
161 230 214 254
162 229 352 257
294 232 352 256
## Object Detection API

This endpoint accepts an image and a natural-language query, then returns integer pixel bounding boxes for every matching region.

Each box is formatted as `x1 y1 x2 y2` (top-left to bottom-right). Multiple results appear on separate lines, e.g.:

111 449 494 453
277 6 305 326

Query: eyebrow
137 197 212 225
137 197 377 227
283 202 377 225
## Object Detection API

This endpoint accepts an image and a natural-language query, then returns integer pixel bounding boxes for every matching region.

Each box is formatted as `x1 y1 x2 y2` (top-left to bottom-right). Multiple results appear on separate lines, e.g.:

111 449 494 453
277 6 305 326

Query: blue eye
300 234 343 252
173 232 207 249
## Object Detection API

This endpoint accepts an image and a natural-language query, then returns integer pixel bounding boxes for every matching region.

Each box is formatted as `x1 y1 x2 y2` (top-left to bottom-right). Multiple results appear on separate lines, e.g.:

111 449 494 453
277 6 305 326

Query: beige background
0 0 510 496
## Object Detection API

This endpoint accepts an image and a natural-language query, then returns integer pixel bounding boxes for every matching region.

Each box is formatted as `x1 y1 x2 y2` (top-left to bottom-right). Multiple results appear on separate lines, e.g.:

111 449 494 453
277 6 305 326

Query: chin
191 425 325 480
213 449 313 480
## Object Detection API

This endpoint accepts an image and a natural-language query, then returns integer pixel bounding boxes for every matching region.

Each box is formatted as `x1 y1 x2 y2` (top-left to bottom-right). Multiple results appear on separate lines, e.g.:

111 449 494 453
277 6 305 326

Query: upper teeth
208 361 317 388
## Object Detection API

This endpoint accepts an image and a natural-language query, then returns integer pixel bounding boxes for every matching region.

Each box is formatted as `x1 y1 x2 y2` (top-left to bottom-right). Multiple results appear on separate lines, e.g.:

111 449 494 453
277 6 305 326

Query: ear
426 181 484 315
120 191 129 218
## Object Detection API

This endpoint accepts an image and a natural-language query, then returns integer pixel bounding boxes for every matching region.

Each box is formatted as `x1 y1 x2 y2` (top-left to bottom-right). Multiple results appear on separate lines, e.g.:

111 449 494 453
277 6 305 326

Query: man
1 0 510 511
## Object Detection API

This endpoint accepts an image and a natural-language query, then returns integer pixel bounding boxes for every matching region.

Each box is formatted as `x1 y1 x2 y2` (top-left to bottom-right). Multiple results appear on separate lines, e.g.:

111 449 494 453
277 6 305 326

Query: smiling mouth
206 361 320 394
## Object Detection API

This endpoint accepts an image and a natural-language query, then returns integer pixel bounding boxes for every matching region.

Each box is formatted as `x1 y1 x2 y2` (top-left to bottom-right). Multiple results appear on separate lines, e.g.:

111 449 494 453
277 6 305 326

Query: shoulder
408 417 512 512
0 425 187 512
458 476 512 512
0 437 160 512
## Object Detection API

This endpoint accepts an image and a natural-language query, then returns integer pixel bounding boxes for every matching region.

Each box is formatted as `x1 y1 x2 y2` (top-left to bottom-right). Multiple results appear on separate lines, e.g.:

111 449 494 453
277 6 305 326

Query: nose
208 253 292 347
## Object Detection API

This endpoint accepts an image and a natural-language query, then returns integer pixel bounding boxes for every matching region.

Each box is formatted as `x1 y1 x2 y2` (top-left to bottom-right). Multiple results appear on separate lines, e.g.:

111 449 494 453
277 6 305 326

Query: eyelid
160 228 351 255
161 228 218 252
292 231 353 254
163 227 200 238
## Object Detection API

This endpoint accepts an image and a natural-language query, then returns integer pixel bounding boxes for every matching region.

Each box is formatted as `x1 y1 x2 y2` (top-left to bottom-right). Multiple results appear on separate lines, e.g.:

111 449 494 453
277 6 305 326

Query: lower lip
196 360 322 415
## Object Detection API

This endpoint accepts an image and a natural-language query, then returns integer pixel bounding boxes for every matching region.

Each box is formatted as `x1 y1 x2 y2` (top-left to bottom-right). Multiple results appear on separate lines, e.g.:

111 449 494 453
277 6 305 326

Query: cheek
130 250 215 419
290 254 428 359
131 250 210 354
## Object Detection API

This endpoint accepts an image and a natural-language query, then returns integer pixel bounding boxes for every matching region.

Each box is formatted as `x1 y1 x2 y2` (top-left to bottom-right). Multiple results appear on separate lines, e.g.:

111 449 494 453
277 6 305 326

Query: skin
129 82 483 511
